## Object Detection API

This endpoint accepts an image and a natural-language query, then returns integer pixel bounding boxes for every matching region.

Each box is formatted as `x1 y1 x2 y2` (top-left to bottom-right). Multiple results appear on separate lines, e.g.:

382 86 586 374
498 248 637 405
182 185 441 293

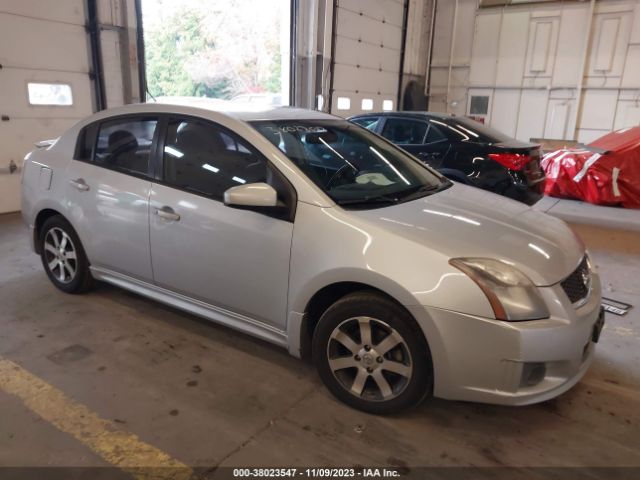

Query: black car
349 112 545 205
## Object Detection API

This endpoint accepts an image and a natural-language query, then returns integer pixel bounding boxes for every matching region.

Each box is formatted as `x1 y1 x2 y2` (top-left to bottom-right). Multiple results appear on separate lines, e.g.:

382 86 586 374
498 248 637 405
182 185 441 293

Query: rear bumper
407 274 602 405
503 179 545 205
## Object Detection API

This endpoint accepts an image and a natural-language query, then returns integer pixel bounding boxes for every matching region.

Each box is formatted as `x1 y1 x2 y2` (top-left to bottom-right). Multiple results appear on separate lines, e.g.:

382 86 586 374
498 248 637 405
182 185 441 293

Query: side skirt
90 266 289 349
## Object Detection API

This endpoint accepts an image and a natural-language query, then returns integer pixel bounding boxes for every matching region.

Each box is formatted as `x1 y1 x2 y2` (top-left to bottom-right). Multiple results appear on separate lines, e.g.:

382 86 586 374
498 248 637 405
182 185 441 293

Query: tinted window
381 118 428 144
74 123 98 161
425 125 447 144
435 116 512 144
162 118 268 199
351 117 380 131
94 117 158 175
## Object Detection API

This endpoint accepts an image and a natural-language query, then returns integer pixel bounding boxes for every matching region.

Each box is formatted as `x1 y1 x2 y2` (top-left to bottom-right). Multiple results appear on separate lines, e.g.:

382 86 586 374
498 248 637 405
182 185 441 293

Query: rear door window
381 118 428 145
94 117 158 176
351 116 380 131
74 123 99 161
425 124 447 144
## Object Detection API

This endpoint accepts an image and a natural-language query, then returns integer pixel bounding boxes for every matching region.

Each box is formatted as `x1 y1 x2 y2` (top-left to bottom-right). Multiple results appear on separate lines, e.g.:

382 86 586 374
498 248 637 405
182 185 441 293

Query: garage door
0 1 93 213
330 0 406 117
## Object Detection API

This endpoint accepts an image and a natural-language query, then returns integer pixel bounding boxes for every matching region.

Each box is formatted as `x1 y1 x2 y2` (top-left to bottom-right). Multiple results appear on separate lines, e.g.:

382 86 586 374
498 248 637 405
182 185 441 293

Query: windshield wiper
396 180 452 202
335 195 400 207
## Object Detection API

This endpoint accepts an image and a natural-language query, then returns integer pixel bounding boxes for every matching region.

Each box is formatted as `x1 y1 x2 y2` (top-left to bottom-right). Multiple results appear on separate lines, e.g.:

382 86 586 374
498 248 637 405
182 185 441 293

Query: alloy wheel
43 227 78 284
327 316 413 402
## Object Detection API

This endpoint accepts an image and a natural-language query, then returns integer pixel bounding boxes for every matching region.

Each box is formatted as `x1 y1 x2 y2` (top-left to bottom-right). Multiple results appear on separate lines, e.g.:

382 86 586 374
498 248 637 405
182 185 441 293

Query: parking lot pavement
1 212 638 475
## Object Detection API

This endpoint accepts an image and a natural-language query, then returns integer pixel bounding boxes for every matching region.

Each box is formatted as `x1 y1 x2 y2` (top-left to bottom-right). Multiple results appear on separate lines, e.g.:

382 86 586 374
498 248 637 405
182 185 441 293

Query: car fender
27 198 73 252
285 266 426 359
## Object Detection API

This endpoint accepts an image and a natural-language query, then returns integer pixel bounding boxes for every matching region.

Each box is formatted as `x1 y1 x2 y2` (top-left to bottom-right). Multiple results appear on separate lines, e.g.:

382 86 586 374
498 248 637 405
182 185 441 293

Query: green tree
144 0 285 99
146 7 225 97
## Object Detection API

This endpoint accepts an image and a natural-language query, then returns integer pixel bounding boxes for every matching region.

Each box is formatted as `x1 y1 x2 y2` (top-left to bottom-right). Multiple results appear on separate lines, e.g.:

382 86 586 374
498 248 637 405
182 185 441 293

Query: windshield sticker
355 173 395 186
264 125 327 133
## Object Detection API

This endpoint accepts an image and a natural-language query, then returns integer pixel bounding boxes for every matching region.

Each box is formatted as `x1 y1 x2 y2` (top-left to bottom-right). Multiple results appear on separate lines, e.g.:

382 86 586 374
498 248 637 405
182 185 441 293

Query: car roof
102 97 339 122
349 111 453 120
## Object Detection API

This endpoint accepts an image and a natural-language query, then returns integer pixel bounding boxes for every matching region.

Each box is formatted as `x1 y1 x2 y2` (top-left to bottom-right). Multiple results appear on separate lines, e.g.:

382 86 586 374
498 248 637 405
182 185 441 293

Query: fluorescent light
423 209 481 226
232 176 246 184
369 147 410 185
453 215 481 226
202 163 219 173
456 124 479 138
528 243 550 259
164 146 184 158
319 137 358 172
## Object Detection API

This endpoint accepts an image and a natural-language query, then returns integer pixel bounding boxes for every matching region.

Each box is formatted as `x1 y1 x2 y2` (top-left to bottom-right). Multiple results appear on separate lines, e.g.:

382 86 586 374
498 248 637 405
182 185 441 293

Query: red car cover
541 127 640 208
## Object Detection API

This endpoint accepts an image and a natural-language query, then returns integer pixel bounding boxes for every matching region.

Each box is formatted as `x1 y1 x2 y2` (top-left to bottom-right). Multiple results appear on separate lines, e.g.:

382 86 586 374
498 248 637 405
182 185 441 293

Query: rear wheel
39 215 93 293
312 291 432 414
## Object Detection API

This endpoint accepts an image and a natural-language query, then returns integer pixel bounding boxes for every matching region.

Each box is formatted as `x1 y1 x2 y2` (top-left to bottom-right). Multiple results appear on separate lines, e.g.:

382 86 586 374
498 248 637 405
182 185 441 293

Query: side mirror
223 182 278 208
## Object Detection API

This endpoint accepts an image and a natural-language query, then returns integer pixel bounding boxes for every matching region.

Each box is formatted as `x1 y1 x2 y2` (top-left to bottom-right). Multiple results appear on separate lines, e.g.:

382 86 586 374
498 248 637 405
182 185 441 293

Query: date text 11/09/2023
232 468 403 478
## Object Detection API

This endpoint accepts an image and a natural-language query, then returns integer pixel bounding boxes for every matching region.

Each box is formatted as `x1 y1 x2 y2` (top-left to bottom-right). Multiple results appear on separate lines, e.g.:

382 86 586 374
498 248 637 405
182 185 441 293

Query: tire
39 215 93 294
312 291 433 414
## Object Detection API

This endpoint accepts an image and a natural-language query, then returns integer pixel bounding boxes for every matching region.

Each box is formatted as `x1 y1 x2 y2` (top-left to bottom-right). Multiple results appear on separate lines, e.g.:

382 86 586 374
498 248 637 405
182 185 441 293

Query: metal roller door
0 0 94 213
330 0 406 117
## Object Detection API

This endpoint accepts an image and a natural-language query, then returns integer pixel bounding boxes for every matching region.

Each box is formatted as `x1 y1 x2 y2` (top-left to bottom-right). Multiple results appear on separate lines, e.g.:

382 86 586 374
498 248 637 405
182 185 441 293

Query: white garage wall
429 0 640 143
0 0 141 214
0 0 93 214
330 0 407 116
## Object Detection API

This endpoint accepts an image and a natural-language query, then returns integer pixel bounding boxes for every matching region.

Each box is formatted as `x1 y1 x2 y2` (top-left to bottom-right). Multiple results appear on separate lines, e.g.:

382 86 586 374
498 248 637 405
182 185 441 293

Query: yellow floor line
0 358 193 480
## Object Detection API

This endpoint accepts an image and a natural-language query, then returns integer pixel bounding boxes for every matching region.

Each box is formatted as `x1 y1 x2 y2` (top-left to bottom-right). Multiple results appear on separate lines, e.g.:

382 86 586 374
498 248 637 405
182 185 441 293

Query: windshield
251 120 448 208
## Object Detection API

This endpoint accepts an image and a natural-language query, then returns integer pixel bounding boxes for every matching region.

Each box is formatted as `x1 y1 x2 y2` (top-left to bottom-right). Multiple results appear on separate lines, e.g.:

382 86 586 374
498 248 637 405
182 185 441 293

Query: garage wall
429 0 640 143
330 0 407 116
98 0 144 108
0 0 142 214
0 0 93 214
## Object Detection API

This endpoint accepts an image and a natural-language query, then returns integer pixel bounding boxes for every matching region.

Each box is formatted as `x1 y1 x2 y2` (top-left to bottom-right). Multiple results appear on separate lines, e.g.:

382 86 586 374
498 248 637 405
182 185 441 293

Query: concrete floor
535 196 640 232
0 212 639 476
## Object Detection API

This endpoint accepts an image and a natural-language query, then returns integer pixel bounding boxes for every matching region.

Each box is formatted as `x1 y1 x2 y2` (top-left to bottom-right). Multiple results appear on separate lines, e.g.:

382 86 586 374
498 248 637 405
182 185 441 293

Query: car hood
349 184 583 286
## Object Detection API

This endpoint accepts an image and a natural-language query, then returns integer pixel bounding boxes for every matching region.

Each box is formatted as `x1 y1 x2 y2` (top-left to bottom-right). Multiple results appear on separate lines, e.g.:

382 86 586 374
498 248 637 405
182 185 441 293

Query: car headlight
449 258 550 321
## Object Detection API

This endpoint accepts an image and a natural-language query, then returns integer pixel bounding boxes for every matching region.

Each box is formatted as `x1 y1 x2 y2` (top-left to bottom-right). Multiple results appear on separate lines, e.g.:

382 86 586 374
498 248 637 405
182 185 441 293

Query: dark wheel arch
34 208 65 254
300 282 430 361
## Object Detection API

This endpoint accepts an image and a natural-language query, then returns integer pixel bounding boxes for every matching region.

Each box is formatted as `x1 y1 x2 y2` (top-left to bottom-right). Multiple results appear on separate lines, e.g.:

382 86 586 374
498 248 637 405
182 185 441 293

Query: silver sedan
21 101 604 413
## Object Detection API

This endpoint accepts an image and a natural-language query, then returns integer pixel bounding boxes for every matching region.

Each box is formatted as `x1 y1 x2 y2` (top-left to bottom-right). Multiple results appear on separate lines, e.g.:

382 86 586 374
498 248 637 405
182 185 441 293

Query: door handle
155 206 180 221
69 178 90 191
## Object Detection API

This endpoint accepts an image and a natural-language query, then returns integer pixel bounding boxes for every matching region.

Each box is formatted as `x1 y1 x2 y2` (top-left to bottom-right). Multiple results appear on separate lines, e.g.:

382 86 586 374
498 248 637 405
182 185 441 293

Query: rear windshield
436 116 513 144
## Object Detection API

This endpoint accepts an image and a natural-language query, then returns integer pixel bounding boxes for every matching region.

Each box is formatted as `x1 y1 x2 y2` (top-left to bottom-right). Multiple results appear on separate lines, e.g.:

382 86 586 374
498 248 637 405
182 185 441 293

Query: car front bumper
407 274 603 405
27 224 38 254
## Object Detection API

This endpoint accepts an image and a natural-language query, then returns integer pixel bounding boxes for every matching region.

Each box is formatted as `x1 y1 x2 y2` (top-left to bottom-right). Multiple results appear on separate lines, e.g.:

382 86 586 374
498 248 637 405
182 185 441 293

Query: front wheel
312 291 433 414
39 215 93 293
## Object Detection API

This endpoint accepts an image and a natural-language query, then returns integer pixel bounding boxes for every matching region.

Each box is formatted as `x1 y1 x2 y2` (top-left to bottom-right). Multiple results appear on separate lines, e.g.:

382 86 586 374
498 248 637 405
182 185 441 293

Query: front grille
561 257 591 305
